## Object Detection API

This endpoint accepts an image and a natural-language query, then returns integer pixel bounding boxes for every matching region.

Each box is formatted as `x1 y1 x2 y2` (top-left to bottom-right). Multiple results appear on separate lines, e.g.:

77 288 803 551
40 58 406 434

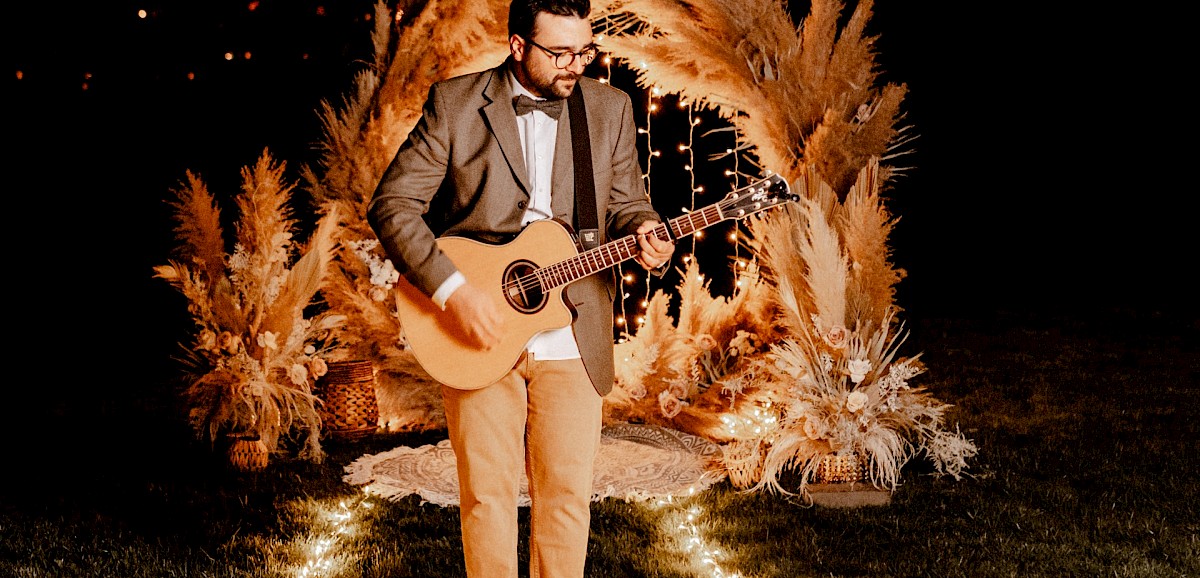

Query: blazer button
517 200 527 209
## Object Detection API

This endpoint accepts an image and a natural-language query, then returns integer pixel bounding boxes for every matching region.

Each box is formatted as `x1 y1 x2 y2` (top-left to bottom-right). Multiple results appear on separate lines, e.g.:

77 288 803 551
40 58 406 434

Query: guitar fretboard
534 202 726 290
502 173 790 296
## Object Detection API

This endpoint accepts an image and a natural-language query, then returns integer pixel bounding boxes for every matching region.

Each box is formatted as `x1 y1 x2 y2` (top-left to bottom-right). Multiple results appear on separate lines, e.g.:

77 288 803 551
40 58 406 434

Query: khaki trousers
442 352 603 578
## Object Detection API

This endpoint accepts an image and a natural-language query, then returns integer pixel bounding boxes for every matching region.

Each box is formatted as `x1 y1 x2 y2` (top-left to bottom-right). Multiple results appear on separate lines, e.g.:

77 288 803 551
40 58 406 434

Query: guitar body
391 172 796 391
393 219 578 390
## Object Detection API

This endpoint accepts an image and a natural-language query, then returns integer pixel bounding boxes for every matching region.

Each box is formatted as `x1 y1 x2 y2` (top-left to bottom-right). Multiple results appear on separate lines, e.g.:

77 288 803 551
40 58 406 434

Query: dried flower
696 334 718 350
775 356 805 379
730 330 759 357
823 325 849 349
156 153 343 465
847 358 871 383
667 380 689 400
197 329 217 351
350 239 401 288
658 390 686 418
309 357 328 379
802 415 825 440
257 331 279 351
226 334 244 354
846 390 868 412
288 363 309 386
625 381 647 400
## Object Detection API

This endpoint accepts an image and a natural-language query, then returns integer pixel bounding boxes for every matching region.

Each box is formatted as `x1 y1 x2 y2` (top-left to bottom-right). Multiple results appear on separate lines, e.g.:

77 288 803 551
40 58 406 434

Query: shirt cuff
431 271 467 310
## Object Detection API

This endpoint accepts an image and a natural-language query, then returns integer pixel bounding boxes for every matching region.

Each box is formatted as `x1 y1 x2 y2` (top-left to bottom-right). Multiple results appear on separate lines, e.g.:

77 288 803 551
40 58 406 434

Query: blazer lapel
482 65 531 195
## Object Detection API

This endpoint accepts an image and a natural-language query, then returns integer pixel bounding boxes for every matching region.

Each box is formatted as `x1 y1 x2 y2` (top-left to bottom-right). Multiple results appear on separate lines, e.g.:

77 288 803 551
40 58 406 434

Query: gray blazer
367 61 661 395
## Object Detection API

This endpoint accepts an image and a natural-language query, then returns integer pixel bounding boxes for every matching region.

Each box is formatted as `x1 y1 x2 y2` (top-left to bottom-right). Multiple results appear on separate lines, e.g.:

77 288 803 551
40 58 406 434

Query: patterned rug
343 423 726 507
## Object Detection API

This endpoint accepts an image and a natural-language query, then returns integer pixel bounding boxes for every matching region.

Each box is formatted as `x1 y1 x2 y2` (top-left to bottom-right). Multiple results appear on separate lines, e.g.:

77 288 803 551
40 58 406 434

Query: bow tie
513 94 564 118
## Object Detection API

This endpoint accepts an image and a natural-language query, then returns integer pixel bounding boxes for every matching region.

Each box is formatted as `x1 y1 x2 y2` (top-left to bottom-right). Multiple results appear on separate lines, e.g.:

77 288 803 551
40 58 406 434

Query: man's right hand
443 282 504 350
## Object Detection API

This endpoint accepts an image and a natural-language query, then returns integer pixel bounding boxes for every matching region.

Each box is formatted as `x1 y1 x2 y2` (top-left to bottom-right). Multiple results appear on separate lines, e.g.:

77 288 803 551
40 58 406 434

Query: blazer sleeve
366 84 459 297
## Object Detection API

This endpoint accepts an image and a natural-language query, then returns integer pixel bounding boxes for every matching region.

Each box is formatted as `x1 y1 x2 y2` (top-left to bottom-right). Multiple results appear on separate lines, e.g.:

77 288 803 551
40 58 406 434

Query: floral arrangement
605 258 781 437
750 306 976 492
609 163 977 495
154 150 343 462
736 162 976 494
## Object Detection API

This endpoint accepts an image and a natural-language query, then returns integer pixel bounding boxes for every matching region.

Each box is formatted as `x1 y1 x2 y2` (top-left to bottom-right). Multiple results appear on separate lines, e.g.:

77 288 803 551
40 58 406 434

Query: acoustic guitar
393 172 796 389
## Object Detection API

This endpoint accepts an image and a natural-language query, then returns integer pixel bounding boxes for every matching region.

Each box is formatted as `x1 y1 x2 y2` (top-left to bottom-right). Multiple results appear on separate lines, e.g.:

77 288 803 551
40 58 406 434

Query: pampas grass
836 158 905 322
155 150 343 462
594 0 909 192
298 0 513 432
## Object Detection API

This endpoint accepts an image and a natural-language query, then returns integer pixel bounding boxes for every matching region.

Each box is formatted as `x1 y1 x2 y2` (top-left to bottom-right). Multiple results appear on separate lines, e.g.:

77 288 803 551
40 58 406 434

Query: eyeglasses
524 37 599 69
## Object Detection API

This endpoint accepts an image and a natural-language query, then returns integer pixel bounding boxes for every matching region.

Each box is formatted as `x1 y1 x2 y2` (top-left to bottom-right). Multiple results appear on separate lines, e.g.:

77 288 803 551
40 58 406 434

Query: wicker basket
227 435 269 472
815 453 865 483
315 360 380 441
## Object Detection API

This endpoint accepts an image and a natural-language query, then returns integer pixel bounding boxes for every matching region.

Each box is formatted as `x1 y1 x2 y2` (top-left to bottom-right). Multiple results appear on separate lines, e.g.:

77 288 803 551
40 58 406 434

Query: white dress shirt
431 71 581 361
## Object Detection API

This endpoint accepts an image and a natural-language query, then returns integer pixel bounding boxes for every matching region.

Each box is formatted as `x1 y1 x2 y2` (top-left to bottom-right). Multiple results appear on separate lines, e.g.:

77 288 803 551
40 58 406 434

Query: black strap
567 88 599 249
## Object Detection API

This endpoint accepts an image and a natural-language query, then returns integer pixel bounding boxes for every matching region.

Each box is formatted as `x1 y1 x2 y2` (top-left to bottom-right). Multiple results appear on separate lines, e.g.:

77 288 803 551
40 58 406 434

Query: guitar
393 172 796 389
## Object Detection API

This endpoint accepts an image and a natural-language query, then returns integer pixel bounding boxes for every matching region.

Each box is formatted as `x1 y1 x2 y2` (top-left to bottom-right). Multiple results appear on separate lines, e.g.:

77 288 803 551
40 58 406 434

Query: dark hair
508 0 591 39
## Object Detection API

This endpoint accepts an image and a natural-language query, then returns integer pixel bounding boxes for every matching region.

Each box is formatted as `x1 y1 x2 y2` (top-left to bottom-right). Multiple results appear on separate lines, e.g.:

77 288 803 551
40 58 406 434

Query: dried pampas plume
595 0 909 192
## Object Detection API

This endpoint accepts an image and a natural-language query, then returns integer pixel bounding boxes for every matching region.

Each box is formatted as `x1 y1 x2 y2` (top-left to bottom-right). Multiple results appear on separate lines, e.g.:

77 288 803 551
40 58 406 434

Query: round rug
343 422 726 507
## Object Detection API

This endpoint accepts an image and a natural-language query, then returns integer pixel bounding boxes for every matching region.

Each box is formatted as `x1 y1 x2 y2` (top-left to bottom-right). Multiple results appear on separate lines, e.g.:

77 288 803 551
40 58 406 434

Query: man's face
511 13 593 99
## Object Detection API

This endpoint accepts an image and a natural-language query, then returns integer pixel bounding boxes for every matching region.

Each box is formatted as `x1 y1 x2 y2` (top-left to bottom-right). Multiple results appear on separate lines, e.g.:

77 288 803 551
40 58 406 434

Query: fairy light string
679 98 700 257
593 29 634 337
292 493 376 577
644 486 741 578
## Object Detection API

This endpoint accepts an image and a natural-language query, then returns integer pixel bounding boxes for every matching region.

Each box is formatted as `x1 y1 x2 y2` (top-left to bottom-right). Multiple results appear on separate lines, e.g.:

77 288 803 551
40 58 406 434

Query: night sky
10 1 1191 402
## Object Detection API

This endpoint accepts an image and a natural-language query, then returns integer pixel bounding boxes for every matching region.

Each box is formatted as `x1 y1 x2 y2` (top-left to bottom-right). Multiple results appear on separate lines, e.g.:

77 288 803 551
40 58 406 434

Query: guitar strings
499 178 779 295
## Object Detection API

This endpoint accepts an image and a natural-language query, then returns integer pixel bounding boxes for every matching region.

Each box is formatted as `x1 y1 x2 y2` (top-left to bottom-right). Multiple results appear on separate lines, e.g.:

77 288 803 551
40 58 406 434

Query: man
367 0 675 576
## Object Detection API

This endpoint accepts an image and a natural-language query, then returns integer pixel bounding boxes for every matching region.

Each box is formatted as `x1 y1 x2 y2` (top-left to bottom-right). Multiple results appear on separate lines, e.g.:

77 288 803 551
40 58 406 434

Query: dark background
8 2 1191 433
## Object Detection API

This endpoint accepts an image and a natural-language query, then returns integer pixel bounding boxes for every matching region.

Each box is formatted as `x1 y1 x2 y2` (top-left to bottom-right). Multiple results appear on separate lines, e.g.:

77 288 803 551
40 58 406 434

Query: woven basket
815 453 866 483
227 435 269 472
315 360 380 441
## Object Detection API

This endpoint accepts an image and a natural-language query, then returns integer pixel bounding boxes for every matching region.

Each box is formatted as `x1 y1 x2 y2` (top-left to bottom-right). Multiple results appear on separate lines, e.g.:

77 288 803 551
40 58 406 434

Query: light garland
644 487 741 578
719 398 779 439
679 98 697 256
283 484 750 577
291 493 376 577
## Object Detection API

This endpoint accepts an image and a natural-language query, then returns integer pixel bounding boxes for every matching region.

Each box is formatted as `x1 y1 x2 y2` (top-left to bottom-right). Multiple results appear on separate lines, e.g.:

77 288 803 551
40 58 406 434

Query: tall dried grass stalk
835 157 905 323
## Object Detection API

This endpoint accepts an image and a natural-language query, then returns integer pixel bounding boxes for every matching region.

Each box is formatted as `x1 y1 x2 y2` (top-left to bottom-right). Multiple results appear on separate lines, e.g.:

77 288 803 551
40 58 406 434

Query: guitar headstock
717 172 798 220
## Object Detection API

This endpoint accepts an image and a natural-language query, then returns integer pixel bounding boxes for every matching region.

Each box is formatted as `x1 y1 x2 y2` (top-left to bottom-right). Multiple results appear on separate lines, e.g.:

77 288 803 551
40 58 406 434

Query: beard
529 67 579 99
545 74 579 99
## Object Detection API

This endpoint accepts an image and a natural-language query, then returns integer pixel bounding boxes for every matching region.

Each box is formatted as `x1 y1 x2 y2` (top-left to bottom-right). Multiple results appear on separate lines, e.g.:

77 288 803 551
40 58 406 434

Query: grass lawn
2 306 1196 577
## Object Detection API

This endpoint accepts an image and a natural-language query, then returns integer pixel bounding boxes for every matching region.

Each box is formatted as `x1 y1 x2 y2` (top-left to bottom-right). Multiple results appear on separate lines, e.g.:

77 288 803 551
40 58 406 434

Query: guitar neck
531 173 792 291
536 203 725 291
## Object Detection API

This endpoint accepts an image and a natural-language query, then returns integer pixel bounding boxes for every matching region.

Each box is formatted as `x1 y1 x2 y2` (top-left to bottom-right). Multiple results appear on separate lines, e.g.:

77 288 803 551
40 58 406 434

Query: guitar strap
567 87 600 250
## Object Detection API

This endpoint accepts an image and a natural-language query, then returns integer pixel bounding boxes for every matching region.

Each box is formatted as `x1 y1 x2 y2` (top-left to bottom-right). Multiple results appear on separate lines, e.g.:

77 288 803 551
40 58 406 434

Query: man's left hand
634 220 675 271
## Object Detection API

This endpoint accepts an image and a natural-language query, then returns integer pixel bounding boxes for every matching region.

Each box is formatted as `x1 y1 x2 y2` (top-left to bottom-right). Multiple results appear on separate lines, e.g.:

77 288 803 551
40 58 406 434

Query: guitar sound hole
503 260 546 314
